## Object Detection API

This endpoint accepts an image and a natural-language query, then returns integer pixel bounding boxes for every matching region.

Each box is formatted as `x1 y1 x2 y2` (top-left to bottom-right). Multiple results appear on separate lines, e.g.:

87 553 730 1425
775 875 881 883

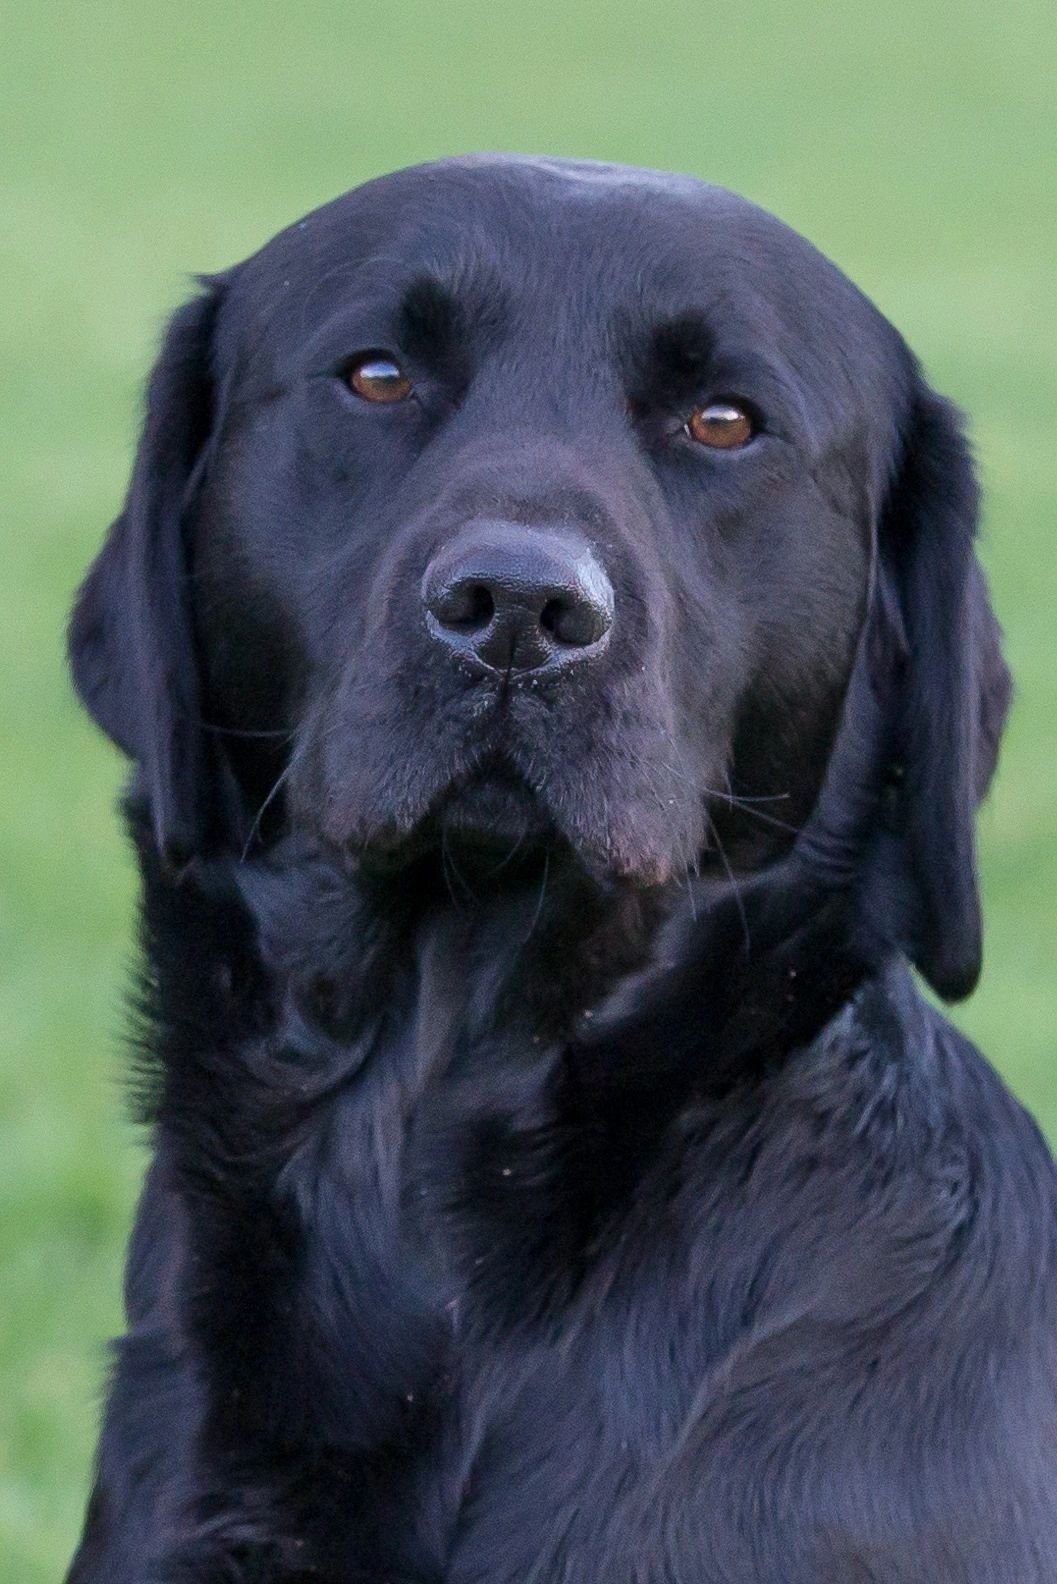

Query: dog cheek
725 615 863 856
534 702 711 885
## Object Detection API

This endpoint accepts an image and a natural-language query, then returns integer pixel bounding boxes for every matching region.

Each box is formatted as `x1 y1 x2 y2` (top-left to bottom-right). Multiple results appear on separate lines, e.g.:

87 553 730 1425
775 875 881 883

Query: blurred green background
2 0 1055 1575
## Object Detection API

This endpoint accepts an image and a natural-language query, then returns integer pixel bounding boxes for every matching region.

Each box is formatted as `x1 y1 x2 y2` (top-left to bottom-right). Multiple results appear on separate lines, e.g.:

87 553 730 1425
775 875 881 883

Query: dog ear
69 276 239 865
873 374 1011 1002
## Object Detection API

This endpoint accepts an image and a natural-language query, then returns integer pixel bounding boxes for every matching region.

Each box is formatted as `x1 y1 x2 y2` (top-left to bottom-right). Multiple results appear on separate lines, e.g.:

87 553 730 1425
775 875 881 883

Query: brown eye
347 354 413 404
687 400 754 449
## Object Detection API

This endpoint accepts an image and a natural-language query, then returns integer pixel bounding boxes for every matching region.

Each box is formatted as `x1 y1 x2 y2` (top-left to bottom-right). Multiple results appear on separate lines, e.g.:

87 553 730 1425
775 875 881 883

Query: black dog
65 156 1057 1583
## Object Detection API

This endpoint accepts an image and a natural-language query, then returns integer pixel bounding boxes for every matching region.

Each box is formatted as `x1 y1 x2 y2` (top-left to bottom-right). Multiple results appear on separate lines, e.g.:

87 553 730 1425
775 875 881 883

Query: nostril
422 527 614 672
539 593 611 649
434 580 496 632
540 596 579 646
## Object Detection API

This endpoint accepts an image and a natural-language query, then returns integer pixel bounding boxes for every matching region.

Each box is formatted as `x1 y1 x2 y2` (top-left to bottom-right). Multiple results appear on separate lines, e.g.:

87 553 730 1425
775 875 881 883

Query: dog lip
435 764 551 850
344 764 553 874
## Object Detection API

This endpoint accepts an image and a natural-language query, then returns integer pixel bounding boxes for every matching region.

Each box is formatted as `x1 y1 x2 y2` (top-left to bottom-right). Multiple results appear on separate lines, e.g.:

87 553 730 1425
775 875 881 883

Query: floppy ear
874 375 1011 1002
69 276 239 865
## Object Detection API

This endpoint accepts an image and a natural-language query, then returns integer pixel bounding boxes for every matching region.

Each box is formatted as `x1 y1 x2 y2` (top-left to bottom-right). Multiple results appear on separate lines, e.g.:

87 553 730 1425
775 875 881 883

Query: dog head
70 155 1009 1000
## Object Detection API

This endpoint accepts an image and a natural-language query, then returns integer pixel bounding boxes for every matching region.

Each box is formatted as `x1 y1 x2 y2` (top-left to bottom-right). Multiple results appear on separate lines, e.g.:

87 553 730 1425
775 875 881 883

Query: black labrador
65 156 1057 1583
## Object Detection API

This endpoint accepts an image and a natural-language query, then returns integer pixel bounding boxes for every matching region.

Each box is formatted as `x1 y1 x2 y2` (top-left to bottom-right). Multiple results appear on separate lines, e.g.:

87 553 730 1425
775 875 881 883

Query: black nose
422 524 614 674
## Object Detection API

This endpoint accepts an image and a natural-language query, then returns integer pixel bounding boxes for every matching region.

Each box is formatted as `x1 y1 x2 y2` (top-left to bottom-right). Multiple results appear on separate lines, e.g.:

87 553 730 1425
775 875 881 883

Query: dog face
70 156 1009 998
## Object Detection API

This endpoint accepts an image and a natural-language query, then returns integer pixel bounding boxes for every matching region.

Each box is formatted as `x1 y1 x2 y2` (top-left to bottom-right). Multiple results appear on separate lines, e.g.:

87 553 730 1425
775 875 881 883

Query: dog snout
422 523 614 675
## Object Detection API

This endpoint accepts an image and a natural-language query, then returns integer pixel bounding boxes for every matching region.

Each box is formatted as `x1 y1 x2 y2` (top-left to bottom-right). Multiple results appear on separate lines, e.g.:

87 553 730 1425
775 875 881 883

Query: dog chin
308 736 705 888
436 766 552 852
342 767 650 888
358 768 559 879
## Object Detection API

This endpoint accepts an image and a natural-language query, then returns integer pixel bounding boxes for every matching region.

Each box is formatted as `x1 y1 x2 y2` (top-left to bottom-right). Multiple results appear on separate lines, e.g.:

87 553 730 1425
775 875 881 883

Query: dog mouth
301 686 713 888
354 759 557 876
435 762 552 852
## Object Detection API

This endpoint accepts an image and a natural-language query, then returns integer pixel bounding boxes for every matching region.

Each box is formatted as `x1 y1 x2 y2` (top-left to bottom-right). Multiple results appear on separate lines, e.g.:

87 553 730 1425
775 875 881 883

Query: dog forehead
231 156 859 325
260 153 753 258
218 155 905 459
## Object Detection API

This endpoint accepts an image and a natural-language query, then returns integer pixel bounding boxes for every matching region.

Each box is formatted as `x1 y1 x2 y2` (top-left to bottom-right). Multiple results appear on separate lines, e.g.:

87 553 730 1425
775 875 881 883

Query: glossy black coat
66 158 1055 1584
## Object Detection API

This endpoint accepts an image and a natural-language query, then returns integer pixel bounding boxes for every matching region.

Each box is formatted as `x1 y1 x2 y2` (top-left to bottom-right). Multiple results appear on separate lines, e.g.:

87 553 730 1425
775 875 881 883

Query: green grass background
2 0 1055 1574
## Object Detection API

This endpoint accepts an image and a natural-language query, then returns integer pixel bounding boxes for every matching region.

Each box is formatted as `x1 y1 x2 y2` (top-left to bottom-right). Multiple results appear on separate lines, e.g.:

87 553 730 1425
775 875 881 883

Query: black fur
66 157 1057 1584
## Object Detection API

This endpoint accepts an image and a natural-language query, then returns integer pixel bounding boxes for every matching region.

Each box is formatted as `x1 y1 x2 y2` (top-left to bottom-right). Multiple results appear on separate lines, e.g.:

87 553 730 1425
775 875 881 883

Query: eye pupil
347 355 413 403
688 401 754 449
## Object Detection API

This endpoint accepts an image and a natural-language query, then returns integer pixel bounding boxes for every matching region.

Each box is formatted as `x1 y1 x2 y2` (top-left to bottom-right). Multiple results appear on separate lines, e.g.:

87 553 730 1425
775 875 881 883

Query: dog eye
346 354 413 404
686 401 755 449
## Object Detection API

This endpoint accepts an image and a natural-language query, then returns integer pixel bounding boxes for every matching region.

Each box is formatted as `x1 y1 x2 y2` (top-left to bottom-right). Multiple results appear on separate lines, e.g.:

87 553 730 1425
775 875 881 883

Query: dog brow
398 276 466 361
398 258 509 358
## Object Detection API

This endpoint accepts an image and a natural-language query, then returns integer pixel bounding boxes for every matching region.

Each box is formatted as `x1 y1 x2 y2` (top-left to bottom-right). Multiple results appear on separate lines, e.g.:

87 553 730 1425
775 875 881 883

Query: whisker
489 824 529 875
600 742 799 835
439 826 457 906
706 794 799 837
440 824 474 904
706 786 792 806
198 721 298 742
240 759 296 861
679 861 700 923
524 850 551 943
706 811 750 956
